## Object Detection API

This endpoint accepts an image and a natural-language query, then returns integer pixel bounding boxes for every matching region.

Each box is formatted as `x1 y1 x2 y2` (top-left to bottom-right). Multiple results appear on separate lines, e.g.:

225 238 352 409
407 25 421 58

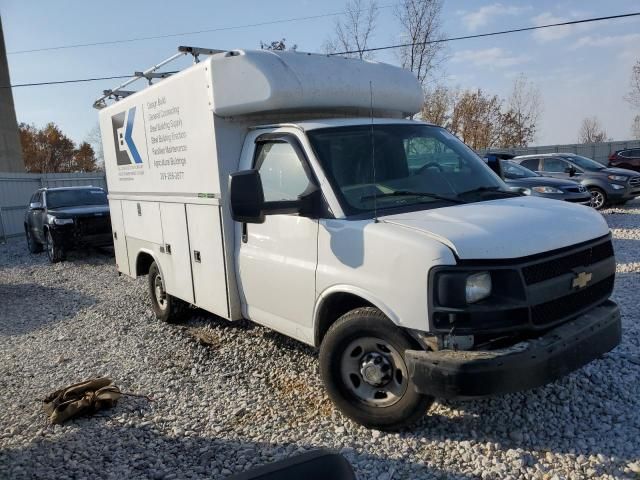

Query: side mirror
229 170 265 224
29 202 43 210
564 166 576 177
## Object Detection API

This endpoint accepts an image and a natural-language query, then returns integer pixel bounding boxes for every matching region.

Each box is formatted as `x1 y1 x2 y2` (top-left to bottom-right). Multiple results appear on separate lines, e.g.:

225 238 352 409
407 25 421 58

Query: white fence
481 139 640 165
0 172 107 242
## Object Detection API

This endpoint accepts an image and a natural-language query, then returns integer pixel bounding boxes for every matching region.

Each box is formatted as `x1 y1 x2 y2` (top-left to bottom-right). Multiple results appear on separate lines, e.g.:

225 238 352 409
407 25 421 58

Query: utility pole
0 14 25 173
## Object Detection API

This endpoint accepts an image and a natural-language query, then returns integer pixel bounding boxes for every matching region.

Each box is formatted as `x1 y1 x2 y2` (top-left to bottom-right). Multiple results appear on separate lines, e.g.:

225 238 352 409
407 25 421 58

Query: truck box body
100 50 422 321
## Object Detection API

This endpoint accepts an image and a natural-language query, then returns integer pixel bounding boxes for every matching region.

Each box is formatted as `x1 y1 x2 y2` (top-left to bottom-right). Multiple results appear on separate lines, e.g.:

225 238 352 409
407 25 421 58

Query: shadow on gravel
0 424 479 480
0 283 96 336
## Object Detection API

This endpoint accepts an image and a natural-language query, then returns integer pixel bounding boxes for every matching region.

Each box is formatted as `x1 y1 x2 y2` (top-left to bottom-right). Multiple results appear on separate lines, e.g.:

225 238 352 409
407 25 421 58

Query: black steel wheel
319 307 434 430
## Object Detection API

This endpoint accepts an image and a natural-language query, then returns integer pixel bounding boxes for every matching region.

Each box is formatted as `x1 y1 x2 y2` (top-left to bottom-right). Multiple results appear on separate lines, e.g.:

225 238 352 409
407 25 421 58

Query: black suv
512 153 640 209
24 187 112 262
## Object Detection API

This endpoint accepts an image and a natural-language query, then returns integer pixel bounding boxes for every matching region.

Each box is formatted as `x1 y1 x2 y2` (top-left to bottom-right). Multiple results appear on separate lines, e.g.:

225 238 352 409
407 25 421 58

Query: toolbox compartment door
108 199 130 276
159 203 195 304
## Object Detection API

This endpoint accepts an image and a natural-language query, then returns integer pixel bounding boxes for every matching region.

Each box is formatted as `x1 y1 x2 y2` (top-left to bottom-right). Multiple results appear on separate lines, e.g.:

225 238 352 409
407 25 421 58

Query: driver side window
255 141 311 202
542 158 568 173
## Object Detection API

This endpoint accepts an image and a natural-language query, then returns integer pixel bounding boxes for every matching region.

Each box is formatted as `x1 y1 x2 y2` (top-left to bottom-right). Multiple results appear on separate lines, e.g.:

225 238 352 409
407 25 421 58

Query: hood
48 205 110 218
601 167 640 177
505 176 580 188
381 196 609 259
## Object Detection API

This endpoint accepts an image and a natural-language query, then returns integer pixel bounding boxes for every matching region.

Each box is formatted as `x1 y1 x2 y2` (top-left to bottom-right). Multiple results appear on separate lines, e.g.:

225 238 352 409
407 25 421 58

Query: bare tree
260 39 297 51
632 115 640 140
624 60 640 108
578 116 608 143
324 0 378 59
85 123 104 170
506 74 541 147
395 0 446 87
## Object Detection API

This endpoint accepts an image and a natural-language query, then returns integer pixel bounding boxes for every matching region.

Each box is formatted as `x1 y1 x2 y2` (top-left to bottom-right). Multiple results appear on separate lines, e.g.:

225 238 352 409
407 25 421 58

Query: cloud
531 12 591 43
571 33 640 49
458 3 531 31
451 47 529 69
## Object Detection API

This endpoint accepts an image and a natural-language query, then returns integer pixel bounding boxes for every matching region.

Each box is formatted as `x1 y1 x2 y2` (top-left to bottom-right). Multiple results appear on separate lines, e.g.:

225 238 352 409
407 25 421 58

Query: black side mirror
29 202 43 210
229 170 265 224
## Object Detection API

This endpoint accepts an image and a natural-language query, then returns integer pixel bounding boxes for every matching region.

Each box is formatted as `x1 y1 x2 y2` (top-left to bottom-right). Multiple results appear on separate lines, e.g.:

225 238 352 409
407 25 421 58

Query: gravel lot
1 201 639 480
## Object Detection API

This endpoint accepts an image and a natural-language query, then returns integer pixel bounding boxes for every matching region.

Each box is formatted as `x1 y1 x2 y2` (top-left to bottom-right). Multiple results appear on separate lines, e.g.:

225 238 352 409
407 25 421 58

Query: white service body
99 49 610 347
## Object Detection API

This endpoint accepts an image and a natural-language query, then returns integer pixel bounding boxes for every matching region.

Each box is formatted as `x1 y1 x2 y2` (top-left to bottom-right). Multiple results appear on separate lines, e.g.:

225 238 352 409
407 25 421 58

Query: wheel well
135 252 155 277
314 292 374 347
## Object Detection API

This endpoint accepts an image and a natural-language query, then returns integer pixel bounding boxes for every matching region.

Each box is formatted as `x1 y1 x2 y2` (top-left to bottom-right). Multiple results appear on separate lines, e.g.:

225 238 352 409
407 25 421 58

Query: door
237 135 319 337
541 157 573 179
186 204 229 318
31 191 46 243
108 199 131 276
159 203 194 304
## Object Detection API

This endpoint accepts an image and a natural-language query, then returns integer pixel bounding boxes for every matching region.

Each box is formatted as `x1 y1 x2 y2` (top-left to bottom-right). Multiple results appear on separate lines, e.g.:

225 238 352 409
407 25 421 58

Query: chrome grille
630 177 640 187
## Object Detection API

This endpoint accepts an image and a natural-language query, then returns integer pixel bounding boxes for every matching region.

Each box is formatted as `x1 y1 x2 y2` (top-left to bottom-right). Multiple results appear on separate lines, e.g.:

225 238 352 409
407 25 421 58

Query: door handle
194 250 201 263
113 231 118 240
166 244 171 254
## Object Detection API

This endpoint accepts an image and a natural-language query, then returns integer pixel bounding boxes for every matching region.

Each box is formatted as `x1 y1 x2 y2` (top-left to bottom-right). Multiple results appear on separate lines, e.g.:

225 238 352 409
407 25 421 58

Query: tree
260 38 297 51
506 74 541 147
18 122 98 173
578 117 608 143
85 123 104 170
421 85 455 127
324 0 378 59
395 0 446 87
624 60 640 109
448 89 505 150
632 115 640 140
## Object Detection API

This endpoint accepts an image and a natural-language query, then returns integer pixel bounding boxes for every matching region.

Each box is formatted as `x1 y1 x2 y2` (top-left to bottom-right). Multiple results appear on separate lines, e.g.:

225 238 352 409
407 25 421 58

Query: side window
542 158 567 173
631 149 640 157
255 141 311 202
29 193 38 204
519 159 539 171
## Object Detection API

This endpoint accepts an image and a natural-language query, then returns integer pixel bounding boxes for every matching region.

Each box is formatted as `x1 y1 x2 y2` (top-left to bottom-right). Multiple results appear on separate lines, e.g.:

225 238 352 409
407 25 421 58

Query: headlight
607 175 628 182
465 272 492 303
531 186 563 194
46 214 73 225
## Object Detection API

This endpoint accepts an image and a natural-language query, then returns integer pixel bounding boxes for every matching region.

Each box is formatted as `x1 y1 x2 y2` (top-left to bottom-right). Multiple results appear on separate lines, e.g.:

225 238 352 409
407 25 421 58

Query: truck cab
96 47 621 430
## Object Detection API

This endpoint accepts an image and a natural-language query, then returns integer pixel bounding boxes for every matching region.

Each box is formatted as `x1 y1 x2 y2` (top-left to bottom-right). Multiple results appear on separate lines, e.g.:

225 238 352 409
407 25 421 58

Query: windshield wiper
459 186 522 197
361 190 466 204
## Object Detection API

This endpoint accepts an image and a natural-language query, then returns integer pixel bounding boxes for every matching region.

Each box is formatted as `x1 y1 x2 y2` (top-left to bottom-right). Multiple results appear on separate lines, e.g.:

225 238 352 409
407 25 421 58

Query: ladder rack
92 46 226 109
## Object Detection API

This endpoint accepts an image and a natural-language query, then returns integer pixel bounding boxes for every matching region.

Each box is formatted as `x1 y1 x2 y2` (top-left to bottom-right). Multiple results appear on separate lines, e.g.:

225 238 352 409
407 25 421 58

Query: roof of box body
251 118 436 131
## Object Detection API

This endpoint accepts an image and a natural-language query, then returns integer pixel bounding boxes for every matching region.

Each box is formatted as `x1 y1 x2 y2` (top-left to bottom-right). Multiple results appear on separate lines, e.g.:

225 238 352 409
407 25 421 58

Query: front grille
522 240 614 285
630 177 640 187
531 275 614 326
564 187 581 193
77 216 111 235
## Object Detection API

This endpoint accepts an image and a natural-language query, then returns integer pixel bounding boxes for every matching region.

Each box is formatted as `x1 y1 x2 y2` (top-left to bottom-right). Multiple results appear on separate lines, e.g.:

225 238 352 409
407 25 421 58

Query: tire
45 229 65 263
148 261 188 322
319 307 434 430
25 227 43 253
588 187 607 210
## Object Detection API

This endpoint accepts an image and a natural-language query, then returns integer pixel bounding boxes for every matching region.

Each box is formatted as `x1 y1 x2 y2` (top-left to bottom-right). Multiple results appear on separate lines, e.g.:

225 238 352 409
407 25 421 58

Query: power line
7 5 395 55
329 11 640 55
3 11 639 89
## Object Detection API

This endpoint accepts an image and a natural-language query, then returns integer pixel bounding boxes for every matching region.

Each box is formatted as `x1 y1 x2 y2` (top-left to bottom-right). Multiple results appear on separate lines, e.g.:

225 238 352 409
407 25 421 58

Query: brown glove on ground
43 378 122 424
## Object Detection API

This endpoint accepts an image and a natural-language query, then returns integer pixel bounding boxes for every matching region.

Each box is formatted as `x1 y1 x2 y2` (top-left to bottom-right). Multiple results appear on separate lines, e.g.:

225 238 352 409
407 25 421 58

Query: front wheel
45 230 65 263
148 261 187 322
588 187 607 210
319 307 434 430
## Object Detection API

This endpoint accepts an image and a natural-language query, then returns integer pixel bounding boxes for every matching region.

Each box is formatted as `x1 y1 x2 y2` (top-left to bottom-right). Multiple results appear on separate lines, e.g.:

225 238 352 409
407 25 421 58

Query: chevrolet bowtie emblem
572 271 592 289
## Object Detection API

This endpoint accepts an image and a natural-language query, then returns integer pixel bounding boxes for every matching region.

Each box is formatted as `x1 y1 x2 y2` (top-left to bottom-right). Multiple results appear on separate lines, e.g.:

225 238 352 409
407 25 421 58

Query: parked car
95 48 621 430
500 160 591 205
24 186 112 263
512 153 640 209
608 147 640 173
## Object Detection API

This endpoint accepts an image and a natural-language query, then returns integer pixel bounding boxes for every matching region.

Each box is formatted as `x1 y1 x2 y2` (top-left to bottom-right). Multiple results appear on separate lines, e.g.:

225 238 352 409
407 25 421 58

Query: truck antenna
370 81 378 223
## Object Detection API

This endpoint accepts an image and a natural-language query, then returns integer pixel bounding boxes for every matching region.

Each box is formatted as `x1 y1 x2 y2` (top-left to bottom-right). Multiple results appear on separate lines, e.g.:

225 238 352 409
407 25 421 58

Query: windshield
562 155 605 171
46 189 108 209
307 124 508 215
501 160 539 179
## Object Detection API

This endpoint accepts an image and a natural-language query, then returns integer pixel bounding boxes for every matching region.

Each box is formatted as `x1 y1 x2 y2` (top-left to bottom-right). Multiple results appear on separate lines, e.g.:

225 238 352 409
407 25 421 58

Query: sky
1 0 639 148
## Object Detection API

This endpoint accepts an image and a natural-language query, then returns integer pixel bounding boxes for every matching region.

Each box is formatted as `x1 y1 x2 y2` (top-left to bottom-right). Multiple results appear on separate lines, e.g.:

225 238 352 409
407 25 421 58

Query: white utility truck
96 46 621 429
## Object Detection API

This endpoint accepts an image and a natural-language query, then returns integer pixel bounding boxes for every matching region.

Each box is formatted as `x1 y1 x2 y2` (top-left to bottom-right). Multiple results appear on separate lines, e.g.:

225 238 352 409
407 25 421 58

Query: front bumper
50 224 112 249
406 300 621 399
607 184 640 201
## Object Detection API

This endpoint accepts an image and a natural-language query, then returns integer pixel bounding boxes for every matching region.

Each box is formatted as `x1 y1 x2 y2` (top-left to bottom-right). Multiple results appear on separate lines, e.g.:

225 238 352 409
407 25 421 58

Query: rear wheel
588 187 607 210
148 261 187 322
26 227 43 253
319 307 434 430
45 230 65 263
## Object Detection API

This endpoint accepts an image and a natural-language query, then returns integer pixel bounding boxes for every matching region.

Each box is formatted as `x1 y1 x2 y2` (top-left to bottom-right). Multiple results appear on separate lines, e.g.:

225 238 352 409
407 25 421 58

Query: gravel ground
1 201 639 480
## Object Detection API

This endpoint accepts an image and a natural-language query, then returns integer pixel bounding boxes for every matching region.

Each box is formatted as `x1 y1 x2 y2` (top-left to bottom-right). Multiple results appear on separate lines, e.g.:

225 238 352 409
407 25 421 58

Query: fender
314 284 402 328
134 247 162 279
